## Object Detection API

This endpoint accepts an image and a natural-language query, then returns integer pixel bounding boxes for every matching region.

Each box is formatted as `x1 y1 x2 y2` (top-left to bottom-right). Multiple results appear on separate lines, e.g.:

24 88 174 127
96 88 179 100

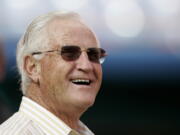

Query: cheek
94 64 103 81
93 64 103 94
39 58 60 88
39 58 74 90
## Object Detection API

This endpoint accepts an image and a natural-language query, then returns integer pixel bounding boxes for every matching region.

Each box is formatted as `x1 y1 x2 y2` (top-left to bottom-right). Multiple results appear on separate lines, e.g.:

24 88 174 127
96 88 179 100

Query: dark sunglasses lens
61 46 81 61
99 48 106 64
87 48 102 63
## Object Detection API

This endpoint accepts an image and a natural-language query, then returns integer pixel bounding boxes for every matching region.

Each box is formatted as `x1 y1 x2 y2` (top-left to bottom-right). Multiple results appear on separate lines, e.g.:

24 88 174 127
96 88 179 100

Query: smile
71 79 91 85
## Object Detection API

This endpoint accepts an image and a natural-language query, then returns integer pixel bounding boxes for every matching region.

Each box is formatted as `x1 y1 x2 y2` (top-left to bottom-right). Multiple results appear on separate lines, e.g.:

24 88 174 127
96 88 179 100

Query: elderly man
0 11 107 135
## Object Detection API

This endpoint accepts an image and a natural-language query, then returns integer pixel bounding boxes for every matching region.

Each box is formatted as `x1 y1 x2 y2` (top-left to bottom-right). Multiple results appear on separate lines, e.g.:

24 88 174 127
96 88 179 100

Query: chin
75 95 96 109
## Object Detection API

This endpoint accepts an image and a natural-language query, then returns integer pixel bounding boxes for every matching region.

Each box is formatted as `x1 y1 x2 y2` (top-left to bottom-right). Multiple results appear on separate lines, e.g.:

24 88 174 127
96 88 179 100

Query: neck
25 83 85 131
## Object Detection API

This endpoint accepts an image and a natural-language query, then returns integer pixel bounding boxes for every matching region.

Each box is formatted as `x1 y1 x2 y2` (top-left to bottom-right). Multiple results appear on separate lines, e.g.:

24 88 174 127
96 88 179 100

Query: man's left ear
24 55 41 84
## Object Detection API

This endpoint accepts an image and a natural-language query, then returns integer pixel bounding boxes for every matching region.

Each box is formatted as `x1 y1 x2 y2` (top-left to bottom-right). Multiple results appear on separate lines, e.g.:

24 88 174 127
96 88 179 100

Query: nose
76 51 93 72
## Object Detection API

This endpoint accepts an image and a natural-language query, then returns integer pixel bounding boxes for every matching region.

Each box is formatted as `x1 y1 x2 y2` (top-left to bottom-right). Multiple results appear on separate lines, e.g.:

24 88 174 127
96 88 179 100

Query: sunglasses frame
31 45 107 64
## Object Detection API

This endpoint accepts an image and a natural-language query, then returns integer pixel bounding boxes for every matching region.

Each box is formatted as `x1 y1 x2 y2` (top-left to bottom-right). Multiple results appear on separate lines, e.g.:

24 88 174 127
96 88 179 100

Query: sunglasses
32 45 107 64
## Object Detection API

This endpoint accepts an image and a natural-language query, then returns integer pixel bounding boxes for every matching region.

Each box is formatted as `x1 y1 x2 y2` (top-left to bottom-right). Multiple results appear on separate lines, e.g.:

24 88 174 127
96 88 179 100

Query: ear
24 55 41 84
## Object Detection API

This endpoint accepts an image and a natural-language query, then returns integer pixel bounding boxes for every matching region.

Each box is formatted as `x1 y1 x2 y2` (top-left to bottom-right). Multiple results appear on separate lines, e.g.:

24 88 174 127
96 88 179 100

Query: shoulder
0 112 44 135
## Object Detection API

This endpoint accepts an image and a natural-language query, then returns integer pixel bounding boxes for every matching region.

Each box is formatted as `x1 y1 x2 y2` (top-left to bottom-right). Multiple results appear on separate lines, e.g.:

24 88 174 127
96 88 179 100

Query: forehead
46 18 100 49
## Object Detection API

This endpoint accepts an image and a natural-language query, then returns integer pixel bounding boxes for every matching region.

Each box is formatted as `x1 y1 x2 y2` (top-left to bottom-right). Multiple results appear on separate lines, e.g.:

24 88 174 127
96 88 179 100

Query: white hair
16 11 81 95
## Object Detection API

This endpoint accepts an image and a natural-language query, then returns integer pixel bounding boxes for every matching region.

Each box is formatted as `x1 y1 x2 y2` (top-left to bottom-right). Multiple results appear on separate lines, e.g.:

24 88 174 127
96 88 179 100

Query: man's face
38 19 102 112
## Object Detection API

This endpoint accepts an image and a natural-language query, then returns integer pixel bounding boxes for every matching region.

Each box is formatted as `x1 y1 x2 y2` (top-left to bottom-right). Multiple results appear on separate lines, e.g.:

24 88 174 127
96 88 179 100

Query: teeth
72 79 90 83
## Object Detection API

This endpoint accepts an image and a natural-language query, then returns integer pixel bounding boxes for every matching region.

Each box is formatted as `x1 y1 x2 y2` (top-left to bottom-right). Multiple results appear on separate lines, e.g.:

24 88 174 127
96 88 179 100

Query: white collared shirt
0 97 94 135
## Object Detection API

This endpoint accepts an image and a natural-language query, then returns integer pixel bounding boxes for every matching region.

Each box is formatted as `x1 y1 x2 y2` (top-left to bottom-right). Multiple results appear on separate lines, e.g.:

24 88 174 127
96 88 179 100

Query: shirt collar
19 96 94 135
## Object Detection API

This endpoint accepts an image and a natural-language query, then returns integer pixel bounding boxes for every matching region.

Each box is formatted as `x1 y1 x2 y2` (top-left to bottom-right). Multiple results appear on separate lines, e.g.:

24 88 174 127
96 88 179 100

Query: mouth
71 79 92 86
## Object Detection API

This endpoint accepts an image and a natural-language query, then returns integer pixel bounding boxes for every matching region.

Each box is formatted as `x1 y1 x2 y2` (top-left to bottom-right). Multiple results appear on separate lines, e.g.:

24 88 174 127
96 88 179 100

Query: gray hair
16 11 81 95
